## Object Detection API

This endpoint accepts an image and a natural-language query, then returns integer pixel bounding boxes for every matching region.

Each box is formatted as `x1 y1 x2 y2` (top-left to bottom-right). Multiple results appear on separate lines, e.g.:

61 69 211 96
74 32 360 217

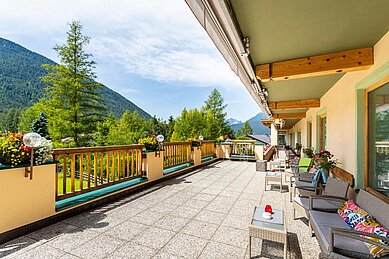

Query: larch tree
237 121 253 139
202 89 233 139
42 20 105 146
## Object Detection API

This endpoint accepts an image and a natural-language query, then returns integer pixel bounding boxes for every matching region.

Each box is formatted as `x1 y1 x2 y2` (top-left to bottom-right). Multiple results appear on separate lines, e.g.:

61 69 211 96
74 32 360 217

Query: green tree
31 112 50 139
0 108 23 132
105 110 148 145
172 108 206 141
237 121 253 138
41 21 105 146
201 89 233 139
166 115 175 141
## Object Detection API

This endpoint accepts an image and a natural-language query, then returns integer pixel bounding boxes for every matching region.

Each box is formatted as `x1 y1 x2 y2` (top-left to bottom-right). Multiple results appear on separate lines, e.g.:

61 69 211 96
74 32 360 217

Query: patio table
248 206 288 258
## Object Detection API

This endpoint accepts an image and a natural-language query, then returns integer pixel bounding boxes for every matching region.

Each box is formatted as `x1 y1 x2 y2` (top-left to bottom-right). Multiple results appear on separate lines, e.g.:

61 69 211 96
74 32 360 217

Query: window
319 115 327 151
367 82 389 198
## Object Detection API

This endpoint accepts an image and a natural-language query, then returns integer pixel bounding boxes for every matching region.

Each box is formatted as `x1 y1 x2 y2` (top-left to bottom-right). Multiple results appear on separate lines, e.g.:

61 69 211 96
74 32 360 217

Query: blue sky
0 0 259 121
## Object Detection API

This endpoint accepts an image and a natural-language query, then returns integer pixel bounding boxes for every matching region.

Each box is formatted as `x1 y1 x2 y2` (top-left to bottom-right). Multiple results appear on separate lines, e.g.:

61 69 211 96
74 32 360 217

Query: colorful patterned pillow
338 200 389 257
337 199 373 229
354 219 389 257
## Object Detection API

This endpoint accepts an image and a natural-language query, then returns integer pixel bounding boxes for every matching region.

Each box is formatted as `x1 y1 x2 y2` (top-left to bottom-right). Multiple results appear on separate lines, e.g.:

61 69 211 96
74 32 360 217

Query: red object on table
265 205 272 213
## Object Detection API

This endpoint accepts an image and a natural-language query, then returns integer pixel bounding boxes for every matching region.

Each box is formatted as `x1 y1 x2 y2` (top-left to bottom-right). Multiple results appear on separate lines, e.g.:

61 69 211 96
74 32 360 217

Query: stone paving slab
0 161 320 258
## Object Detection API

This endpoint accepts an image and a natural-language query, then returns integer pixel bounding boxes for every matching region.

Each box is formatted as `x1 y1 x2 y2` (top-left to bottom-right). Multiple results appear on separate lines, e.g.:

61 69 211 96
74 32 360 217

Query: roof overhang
186 0 389 128
185 0 272 118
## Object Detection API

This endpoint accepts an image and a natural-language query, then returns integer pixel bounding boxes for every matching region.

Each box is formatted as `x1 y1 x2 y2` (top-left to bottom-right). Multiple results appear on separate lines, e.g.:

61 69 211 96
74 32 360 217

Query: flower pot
144 143 158 151
191 141 200 147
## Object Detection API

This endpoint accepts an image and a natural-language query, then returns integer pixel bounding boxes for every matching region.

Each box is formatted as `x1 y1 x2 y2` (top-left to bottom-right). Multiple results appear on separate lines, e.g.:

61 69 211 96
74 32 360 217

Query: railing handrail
53 144 144 155
202 140 215 143
163 141 192 146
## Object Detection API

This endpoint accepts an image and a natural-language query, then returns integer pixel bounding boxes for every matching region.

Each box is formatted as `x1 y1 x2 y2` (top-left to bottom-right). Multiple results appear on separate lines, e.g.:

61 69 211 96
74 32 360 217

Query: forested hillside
0 37 150 119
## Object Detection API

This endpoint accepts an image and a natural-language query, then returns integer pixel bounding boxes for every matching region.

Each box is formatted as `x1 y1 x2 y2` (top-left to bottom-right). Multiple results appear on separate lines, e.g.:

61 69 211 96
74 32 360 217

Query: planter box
0 164 56 234
191 141 201 147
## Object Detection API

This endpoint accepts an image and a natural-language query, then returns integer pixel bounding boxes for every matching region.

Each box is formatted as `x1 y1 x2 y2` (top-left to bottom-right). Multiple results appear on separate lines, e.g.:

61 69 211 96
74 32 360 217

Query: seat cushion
309 210 372 258
294 197 343 212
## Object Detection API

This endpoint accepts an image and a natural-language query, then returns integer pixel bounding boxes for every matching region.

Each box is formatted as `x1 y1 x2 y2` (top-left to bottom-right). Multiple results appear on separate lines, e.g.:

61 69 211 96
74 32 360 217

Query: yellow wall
0 164 56 234
192 147 202 166
143 151 164 181
289 31 389 179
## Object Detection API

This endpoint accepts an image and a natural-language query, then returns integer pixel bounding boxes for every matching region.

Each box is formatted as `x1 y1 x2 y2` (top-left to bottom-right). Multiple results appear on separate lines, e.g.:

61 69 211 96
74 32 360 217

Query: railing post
255 145 264 160
143 150 164 181
192 146 202 166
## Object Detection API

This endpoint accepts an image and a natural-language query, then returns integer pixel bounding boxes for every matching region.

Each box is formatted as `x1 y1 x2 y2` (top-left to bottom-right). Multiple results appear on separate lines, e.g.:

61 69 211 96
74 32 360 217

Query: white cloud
0 0 242 90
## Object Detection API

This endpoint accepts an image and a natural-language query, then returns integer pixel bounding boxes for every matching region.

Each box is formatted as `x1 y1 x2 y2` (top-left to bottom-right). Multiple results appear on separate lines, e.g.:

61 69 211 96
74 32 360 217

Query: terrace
1 1 388 258
1 160 320 259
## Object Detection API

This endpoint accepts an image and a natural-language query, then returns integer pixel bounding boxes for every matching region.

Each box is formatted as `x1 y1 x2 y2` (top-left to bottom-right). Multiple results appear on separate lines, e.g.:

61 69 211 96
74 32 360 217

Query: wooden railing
163 142 192 169
231 140 256 157
201 141 215 158
53 145 143 201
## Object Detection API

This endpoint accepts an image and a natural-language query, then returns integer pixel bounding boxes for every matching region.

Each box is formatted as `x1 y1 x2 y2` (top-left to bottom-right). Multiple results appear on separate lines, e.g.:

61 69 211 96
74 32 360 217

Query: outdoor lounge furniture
265 160 286 192
286 157 313 194
289 171 318 202
292 177 349 235
309 189 389 258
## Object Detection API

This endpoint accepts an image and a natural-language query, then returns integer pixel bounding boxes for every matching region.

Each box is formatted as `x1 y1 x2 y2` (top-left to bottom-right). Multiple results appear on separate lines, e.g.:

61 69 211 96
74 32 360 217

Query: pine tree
202 89 233 139
31 112 50 139
42 21 106 146
237 121 253 139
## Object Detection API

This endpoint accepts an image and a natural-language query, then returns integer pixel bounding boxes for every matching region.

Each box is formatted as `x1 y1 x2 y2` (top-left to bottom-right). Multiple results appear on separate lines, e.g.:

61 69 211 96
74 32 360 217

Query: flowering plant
0 132 53 167
34 138 53 165
0 132 30 166
316 150 340 172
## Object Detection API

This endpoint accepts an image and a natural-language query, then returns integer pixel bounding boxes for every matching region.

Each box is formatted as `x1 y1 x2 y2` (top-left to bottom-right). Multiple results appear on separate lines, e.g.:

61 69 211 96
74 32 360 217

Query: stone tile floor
0 161 320 258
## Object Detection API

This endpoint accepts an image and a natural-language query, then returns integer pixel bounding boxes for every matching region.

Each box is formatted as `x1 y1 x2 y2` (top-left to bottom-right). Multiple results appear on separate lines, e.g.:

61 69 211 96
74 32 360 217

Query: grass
57 174 91 195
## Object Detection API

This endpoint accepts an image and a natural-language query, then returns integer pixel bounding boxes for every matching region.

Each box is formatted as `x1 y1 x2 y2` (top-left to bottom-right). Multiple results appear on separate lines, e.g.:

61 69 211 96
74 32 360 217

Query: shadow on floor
0 161 224 257
250 233 302 259
266 184 289 192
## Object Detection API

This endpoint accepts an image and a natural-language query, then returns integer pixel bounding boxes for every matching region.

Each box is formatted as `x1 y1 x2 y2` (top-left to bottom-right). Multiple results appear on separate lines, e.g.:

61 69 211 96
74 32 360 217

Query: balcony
0 159 321 258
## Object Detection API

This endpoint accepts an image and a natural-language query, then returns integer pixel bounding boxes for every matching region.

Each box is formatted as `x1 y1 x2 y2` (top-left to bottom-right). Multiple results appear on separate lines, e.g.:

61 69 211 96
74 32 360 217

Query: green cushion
163 163 192 175
201 156 214 162
56 177 148 211
299 157 312 167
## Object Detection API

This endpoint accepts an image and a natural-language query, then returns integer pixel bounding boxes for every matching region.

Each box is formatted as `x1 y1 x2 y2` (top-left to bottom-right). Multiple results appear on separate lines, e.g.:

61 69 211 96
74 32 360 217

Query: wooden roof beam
273 112 306 119
256 47 373 82
268 99 320 110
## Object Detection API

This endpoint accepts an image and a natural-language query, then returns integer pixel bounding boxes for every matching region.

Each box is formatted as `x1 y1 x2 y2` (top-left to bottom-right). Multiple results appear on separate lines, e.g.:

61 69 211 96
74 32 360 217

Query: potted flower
295 143 302 154
316 150 340 175
0 132 30 167
0 132 53 168
303 147 315 158
187 137 200 147
138 136 158 151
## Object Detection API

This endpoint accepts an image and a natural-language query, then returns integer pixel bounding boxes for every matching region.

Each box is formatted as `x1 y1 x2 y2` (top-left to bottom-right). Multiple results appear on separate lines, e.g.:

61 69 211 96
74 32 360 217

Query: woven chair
292 177 350 235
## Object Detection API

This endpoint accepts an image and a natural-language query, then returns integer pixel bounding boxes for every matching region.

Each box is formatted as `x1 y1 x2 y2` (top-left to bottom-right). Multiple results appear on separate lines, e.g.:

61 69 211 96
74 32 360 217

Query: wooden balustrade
201 141 215 158
53 145 143 201
163 142 192 169
231 140 256 156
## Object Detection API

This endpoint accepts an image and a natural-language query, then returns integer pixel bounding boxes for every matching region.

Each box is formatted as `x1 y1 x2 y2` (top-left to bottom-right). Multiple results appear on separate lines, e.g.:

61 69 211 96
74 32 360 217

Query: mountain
230 113 270 135
0 37 151 119
226 118 242 125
